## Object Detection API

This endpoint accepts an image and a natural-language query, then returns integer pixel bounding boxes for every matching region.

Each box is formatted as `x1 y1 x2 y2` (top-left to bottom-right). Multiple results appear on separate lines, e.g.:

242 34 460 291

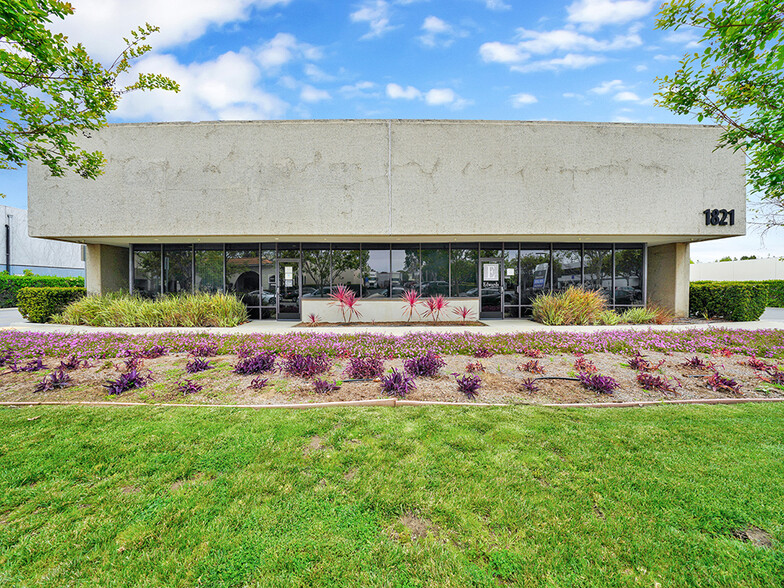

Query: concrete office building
28 120 746 321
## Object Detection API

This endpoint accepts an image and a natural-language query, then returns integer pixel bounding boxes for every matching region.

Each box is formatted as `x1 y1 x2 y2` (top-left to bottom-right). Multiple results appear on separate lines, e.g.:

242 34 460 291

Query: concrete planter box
301 297 479 323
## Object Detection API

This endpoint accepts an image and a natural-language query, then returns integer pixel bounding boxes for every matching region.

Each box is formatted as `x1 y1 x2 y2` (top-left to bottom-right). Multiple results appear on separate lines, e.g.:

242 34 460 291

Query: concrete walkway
4 310 784 335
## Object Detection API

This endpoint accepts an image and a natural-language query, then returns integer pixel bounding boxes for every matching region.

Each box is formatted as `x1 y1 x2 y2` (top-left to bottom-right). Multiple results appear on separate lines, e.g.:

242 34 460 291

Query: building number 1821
703 209 735 226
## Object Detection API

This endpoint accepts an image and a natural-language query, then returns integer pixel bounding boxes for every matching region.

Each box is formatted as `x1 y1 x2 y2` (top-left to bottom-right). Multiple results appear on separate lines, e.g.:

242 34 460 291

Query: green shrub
596 310 621 325
532 286 607 325
619 307 658 324
53 292 248 327
17 287 86 323
689 281 768 321
0 273 84 308
764 280 784 307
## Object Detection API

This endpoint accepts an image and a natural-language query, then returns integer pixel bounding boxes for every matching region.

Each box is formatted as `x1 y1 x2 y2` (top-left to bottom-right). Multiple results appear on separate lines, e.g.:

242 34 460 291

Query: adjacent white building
691 258 784 282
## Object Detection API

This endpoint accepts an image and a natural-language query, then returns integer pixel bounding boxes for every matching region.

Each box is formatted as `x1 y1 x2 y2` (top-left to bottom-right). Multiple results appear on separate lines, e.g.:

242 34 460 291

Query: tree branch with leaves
0 0 179 195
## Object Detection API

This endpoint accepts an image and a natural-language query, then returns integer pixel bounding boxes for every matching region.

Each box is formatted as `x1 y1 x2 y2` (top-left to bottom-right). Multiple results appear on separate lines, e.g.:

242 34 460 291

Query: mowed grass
0 404 782 587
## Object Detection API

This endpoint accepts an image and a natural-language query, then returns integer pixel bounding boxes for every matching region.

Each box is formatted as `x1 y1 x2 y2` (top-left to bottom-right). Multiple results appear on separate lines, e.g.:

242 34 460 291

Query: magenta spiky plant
307 313 321 326
452 305 474 324
422 295 449 324
400 289 421 322
328 284 362 323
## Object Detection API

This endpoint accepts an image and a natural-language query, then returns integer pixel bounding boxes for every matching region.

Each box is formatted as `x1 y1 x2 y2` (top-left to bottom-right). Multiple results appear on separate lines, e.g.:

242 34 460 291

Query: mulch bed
1 350 781 407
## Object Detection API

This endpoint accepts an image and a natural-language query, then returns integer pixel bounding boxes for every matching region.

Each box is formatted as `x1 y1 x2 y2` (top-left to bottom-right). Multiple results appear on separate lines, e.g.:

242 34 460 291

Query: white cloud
425 88 456 105
654 53 680 61
418 15 466 47
479 42 529 64
256 33 322 70
613 90 640 101
485 0 511 10
511 53 605 72
566 0 655 31
514 27 642 54
50 0 293 62
386 83 421 100
350 0 396 39
612 115 637 122
635 64 648 71
300 85 331 103
386 83 469 108
589 79 625 94
510 93 537 107
664 30 701 48
339 81 379 98
303 63 334 81
113 52 287 122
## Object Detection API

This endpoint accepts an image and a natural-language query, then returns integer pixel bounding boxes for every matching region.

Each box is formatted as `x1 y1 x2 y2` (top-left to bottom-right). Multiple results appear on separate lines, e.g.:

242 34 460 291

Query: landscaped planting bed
1 329 784 405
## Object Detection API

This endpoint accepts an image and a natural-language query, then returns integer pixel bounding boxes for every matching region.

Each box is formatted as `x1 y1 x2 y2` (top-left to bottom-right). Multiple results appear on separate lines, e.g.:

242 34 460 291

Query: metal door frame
276 258 301 320
479 257 504 319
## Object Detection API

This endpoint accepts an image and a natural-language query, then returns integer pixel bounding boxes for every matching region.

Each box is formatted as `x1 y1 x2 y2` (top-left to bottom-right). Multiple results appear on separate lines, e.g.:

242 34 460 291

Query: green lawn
0 404 782 587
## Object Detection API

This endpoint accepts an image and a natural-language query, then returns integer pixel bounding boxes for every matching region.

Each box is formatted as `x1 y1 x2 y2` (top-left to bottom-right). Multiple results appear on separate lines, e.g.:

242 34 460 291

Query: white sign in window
284 266 293 279
506 268 515 277
483 263 499 282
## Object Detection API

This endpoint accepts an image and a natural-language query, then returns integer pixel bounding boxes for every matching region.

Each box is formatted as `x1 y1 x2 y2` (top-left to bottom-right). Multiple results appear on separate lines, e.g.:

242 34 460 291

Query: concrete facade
0 205 84 277
691 258 784 282
25 120 747 319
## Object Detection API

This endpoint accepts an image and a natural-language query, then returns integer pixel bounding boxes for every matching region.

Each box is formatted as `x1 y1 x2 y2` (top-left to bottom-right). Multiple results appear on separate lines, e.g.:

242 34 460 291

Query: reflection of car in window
614 287 641 305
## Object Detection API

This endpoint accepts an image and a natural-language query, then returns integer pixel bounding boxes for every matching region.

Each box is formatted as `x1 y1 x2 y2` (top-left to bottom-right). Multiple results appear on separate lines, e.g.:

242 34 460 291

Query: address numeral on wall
703 209 735 226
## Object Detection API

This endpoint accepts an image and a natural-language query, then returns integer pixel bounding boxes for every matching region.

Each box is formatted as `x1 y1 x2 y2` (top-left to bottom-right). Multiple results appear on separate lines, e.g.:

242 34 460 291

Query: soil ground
1 350 781 406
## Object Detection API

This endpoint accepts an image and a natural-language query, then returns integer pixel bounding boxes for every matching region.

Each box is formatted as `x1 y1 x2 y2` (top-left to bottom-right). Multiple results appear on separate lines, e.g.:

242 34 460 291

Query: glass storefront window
277 243 300 258
133 247 161 298
450 244 478 298
260 247 276 312
481 244 503 258
553 247 581 292
195 244 223 294
519 247 551 309
226 245 260 307
614 246 644 305
331 245 362 296
362 246 391 298
421 244 449 296
503 244 519 309
164 245 192 294
302 246 331 298
583 245 612 304
391 245 420 298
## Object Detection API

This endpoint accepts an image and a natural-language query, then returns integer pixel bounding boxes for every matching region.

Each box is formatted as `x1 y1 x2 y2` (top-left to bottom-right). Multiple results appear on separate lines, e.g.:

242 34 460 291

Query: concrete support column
85 244 129 295
646 242 690 317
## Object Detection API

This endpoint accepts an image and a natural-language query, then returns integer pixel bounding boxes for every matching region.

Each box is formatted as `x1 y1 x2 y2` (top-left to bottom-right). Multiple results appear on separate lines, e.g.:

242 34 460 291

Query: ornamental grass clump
283 353 331 378
636 372 679 394
54 292 248 327
596 310 621 325
454 374 481 400
104 368 151 395
234 352 277 375
344 356 384 379
186 358 213 373
578 372 619 395
403 351 446 377
380 368 416 397
619 307 658 324
313 378 341 394
33 370 72 393
532 286 606 326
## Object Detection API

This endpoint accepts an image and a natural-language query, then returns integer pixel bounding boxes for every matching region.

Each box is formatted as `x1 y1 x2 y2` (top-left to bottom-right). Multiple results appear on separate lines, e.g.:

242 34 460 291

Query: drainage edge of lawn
1 397 783 410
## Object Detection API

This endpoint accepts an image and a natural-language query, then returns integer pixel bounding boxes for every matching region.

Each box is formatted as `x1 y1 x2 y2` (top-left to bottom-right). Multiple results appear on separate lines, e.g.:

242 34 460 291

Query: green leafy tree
0 0 179 193
655 1 784 211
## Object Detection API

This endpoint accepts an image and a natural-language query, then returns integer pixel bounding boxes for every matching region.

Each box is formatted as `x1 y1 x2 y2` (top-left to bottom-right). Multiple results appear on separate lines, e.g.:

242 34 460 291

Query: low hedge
765 280 784 307
689 281 768 321
0 273 84 308
17 287 86 323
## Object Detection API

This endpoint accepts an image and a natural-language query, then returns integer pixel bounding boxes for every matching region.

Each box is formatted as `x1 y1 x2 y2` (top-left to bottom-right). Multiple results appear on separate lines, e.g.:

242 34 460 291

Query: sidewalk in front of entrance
4 307 784 335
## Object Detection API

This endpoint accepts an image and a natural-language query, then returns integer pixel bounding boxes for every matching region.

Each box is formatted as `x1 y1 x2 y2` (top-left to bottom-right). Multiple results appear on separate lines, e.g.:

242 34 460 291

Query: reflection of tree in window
164 249 192 293
583 248 612 297
133 250 161 297
553 249 579 291
195 250 223 293
450 248 477 297
614 248 643 304
421 246 449 296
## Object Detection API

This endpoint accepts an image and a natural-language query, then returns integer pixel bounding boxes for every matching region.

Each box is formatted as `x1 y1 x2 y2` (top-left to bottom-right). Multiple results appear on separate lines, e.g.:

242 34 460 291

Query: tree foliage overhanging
655 0 784 208
0 0 178 188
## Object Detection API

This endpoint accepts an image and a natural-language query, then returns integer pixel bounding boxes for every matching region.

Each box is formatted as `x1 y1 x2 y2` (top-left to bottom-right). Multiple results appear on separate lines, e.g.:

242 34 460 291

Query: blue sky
2 0 781 261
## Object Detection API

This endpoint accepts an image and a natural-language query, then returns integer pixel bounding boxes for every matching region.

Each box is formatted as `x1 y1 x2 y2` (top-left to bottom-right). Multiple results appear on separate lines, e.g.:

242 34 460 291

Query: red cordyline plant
452 305 475 324
423 295 449 323
328 285 362 323
399 289 421 322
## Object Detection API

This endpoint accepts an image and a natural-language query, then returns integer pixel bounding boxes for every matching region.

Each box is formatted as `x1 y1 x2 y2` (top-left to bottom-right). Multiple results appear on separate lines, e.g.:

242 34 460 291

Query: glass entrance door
276 259 301 320
479 259 503 319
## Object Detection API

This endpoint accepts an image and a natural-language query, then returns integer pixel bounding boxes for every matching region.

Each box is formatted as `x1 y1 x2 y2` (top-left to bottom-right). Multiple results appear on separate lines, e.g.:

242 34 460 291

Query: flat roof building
28 119 746 321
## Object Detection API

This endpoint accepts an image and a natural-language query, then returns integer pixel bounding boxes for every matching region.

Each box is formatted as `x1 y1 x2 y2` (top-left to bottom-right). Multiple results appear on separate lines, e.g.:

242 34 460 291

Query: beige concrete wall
28 120 746 245
691 258 784 281
85 244 129 294
302 297 479 323
647 243 690 316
